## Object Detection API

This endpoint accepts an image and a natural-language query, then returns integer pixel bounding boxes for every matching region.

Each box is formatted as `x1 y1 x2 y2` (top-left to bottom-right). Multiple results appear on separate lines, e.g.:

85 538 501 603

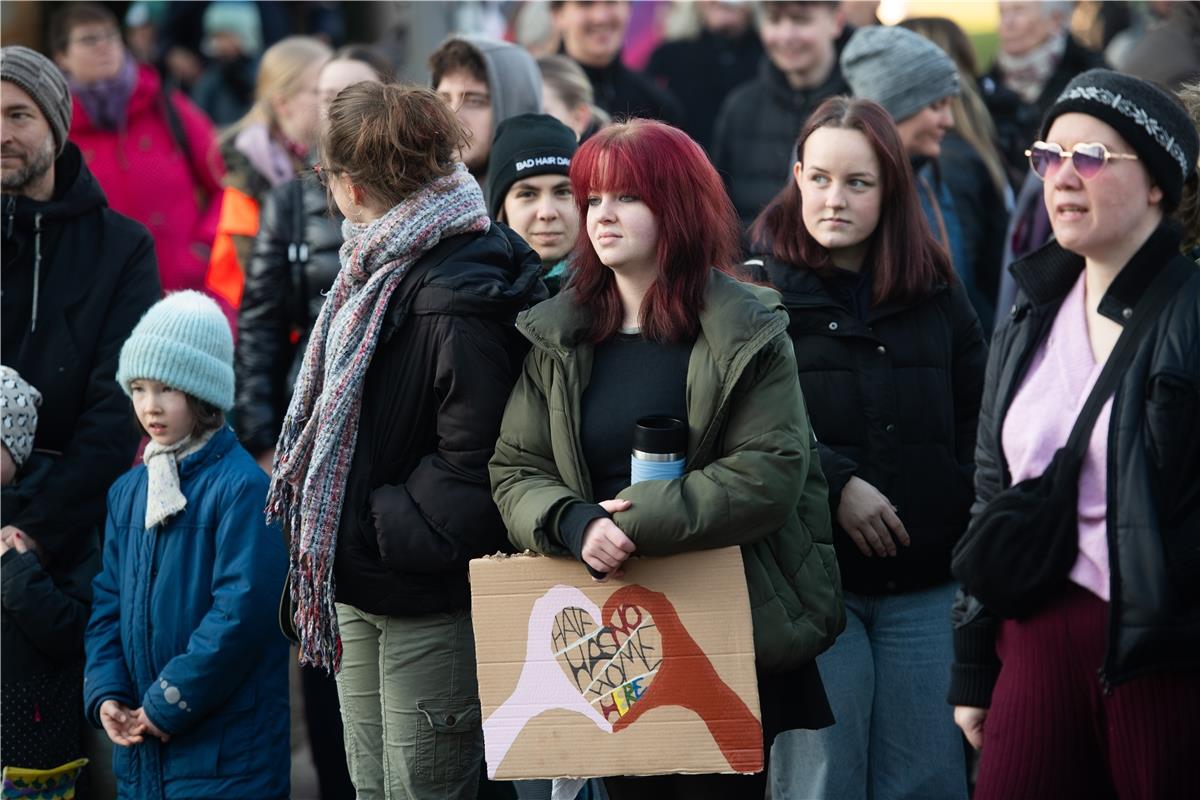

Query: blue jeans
770 582 966 800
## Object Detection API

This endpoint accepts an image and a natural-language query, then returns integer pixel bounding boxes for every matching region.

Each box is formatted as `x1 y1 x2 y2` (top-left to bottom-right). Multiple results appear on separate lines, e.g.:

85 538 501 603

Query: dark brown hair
49 2 119 54
570 120 743 343
428 38 487 88
320 83 467 209
751 96 953 306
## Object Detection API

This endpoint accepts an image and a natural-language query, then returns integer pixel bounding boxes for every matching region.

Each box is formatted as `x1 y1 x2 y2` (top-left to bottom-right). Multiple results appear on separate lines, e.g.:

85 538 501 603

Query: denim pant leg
867 582 967 800
770 596 873 800
335 603 484 800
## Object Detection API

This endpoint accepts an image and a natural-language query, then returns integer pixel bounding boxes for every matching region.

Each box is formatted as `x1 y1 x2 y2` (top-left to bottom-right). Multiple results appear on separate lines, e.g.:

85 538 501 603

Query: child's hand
9 530 42 559
100 700 145 746
132 707 170 743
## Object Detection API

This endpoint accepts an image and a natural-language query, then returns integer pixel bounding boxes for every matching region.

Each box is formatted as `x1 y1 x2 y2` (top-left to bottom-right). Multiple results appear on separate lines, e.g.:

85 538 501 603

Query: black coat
982 36 1107 184
759 256 988 594
940 133 1009 333
712 59 849 228
949 226 1200 707
645 27 763 151
1 144 161 561
235 175 341 455
571 50 685 127
0 509 97 770
333 224 547 617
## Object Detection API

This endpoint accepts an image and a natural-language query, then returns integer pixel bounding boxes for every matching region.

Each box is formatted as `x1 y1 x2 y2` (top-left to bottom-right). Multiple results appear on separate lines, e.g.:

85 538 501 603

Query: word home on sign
470 549 763 781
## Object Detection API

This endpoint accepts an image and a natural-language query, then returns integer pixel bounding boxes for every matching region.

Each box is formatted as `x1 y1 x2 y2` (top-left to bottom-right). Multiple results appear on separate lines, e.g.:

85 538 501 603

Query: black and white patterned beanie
1 366 42 469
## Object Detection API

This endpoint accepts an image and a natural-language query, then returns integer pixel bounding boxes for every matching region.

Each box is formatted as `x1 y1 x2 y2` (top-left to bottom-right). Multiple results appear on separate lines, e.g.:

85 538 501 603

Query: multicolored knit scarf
265 163 490 670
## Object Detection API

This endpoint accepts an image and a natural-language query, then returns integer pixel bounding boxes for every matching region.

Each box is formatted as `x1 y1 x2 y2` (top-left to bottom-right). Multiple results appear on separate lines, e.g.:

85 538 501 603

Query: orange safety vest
205 186 260 308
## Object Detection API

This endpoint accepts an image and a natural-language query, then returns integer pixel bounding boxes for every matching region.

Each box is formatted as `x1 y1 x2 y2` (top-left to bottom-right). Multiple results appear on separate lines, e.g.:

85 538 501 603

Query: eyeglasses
69 30 120 49
312 163 328 187
1025 141 1139 181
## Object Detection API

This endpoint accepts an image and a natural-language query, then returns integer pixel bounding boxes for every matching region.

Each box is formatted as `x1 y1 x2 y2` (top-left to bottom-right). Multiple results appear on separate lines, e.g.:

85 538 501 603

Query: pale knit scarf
265 163 490 671
997 32 1067 105
143 429 215 529
234 123 297 189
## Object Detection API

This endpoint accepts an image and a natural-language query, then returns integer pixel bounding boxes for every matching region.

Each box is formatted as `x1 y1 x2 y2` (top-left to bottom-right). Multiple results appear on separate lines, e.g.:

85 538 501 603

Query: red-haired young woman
749 97 986 799
490 119 844 798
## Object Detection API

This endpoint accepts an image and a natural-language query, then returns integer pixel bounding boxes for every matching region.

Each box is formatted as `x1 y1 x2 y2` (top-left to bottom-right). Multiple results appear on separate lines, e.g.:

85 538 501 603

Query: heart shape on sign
553 600 663 725
483 584 762 778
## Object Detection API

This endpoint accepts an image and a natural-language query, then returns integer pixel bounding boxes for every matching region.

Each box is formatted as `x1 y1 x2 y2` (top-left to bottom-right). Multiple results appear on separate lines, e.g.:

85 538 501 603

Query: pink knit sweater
1002 272 1112 601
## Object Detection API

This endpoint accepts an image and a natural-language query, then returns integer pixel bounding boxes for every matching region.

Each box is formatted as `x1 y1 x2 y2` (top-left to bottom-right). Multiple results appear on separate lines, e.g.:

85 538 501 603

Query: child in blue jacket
83 291 290 799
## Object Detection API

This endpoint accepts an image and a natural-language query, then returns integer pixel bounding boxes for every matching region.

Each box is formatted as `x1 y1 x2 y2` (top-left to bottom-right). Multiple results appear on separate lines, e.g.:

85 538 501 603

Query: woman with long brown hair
751 96 986 799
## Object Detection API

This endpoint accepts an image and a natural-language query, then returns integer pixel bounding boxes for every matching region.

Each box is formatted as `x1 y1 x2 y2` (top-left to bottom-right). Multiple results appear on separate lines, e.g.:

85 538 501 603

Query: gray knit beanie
117 292 235 412
840 25 960 123
0 46 72 156
0 366 41 469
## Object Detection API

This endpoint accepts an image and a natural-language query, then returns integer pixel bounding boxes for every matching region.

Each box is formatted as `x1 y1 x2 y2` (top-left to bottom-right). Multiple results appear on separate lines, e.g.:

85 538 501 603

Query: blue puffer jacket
83 426 290 800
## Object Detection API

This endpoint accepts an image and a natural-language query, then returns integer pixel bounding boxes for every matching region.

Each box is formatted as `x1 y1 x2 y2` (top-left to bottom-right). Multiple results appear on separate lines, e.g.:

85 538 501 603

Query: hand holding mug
582 499 635 579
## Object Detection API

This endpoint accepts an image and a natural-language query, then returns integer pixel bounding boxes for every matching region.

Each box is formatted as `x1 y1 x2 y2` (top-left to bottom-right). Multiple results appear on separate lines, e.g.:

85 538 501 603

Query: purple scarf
69 55 138 132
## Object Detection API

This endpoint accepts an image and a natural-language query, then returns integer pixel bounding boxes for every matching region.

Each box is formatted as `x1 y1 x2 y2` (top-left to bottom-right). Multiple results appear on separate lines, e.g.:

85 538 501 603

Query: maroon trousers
975 584 1200 800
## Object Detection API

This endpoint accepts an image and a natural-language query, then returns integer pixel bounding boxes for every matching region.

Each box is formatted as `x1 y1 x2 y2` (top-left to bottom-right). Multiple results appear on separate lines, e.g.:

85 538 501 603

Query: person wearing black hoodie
2 45 157 800
645 1 763 151
711 1 850 228
1 46 160 565
550 0 684 126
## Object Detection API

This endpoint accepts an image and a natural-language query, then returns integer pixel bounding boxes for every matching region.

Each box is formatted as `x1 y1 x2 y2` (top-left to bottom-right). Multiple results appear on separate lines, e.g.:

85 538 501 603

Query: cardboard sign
470 547 762 780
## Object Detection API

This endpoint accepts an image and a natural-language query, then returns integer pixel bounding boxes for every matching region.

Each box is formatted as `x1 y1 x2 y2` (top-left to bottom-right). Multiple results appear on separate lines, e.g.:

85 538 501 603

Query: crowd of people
1 2 1198 799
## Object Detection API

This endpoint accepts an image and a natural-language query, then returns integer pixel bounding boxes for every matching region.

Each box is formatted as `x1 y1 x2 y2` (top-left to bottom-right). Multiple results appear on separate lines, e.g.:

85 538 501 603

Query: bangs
570 128 660 211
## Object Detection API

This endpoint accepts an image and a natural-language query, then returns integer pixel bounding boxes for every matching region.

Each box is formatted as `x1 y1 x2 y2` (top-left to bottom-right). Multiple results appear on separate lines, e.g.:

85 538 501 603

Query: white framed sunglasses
1025 141 1139 180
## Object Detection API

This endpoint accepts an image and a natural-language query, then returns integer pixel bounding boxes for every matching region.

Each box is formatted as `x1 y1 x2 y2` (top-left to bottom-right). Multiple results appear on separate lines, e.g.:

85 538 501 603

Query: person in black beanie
949 68 1200 799
486 113 580 296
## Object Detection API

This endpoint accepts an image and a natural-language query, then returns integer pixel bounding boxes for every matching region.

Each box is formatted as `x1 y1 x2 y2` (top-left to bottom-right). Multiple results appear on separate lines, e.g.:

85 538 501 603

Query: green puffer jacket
489 269 845 672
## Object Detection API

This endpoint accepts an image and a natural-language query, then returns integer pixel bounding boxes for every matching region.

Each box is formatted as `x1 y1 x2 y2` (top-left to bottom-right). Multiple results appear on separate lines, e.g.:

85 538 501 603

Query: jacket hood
3 142 107 225
455 36 542 127
517 269 788 365
402 221 548 319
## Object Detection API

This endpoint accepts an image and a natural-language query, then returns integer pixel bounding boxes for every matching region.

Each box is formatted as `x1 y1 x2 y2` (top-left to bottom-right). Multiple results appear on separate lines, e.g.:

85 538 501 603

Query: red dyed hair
750 97 953 305
569 120 743 343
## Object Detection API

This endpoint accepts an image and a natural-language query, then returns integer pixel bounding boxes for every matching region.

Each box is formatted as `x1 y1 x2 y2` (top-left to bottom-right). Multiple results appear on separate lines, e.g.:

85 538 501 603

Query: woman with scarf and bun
266 82 544 799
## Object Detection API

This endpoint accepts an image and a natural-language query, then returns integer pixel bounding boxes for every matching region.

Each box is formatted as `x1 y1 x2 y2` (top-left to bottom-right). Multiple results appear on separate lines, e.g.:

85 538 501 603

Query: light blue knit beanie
117 291 235 411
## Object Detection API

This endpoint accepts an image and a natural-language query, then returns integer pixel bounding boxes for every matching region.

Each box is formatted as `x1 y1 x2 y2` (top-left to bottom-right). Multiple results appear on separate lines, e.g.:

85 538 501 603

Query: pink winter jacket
69 64 226 297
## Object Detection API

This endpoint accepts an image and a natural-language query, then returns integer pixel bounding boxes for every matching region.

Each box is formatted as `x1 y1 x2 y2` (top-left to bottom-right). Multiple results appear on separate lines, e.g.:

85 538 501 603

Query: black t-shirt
557 332 692 558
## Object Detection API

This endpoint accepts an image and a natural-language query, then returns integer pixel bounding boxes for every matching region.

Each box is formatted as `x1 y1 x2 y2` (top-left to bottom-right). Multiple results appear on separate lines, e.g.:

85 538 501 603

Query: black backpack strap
159 79 195 167
1063 257 1194 457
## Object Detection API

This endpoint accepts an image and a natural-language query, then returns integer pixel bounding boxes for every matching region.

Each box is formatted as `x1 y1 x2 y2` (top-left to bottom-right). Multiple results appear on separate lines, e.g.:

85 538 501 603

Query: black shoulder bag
951 261 1189 619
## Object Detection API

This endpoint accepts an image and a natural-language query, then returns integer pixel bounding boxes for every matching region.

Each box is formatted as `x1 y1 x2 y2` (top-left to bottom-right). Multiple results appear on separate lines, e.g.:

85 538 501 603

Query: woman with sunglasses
950 69 1200 798
750 96 986 800
266 83 545 798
